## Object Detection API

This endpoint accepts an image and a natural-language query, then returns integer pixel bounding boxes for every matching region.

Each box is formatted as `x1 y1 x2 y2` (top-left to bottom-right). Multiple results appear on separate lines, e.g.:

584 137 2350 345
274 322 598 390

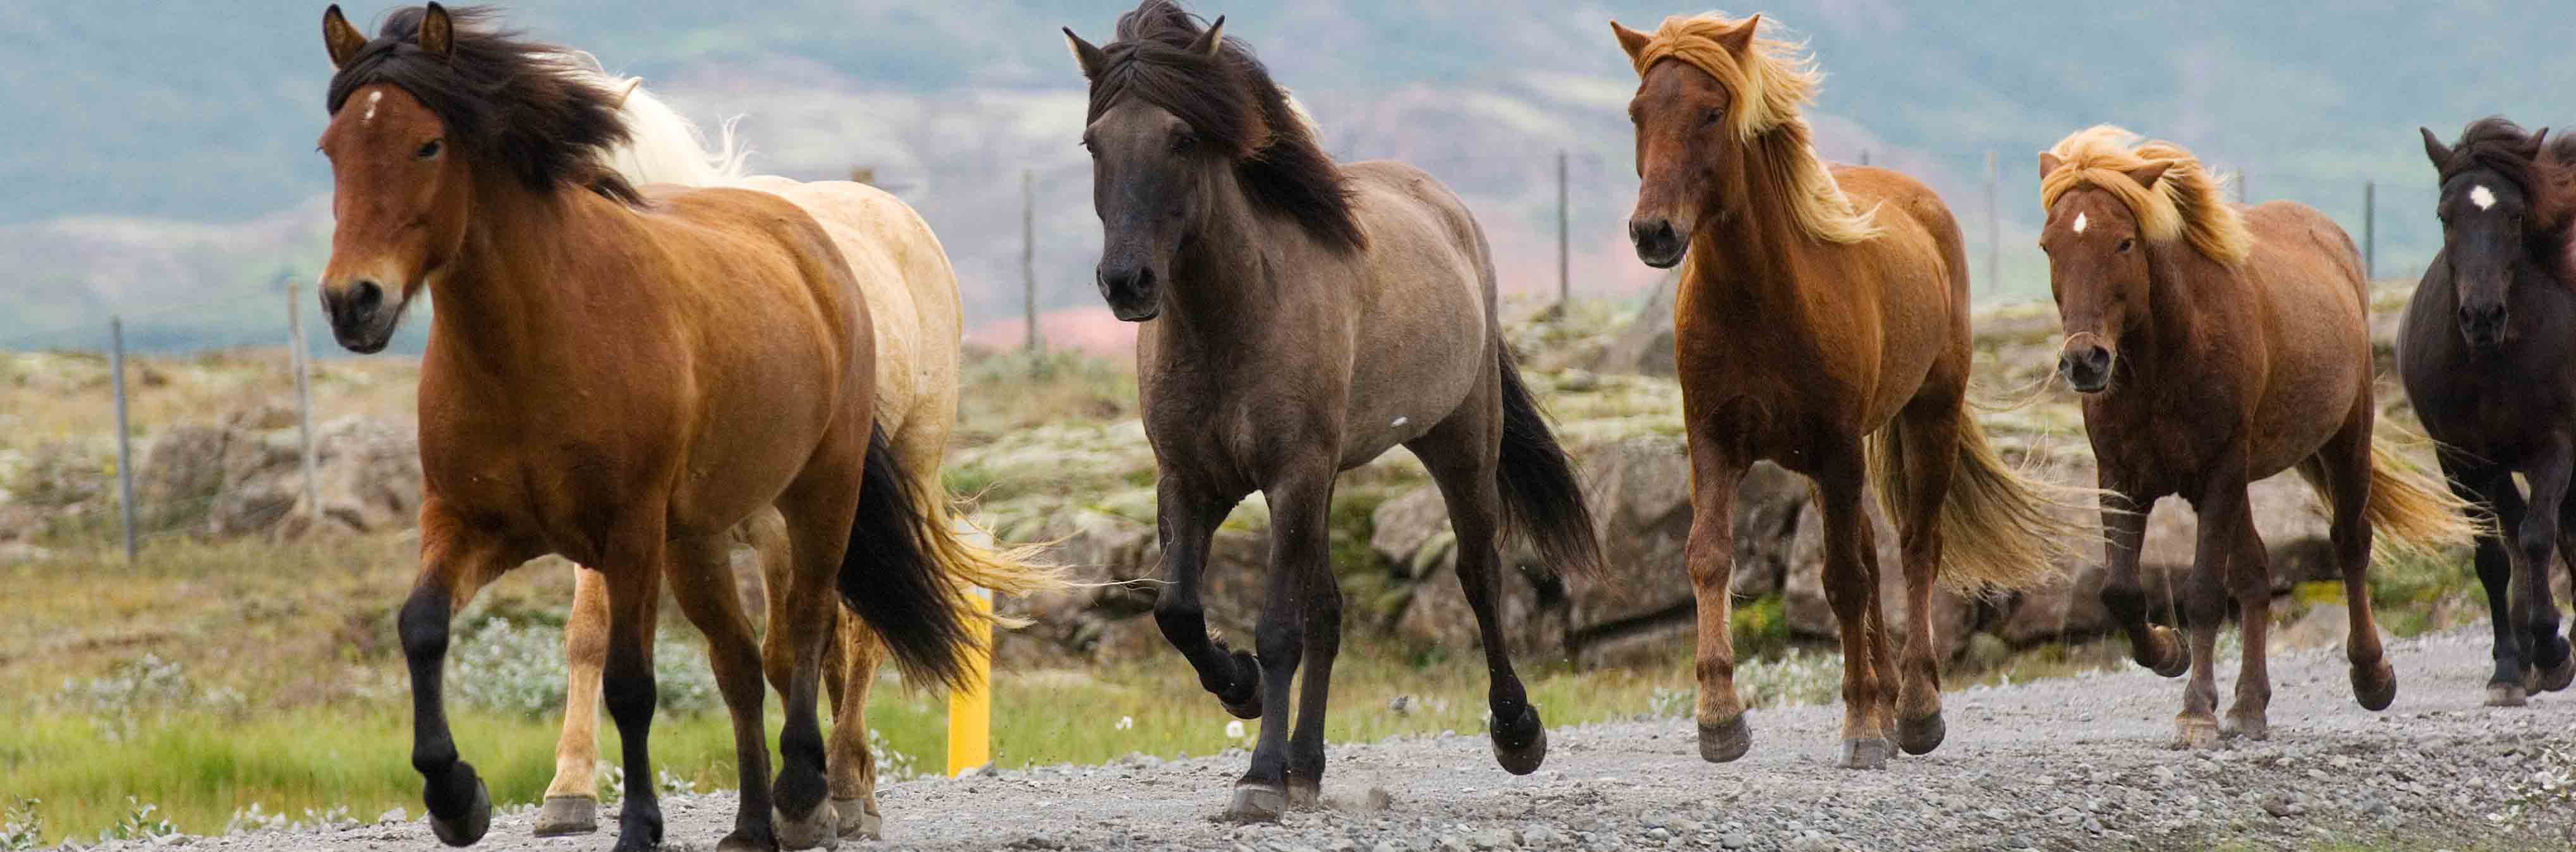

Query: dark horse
2402 118 2576 706
1062 1 1603 820
2037 126 2474 748
317 6 982 849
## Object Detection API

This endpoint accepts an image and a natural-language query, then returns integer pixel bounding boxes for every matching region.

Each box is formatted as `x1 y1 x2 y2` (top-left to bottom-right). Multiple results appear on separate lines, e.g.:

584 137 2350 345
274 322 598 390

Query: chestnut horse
1613 13 2084 769
1063 0 1602 820
530 64 1055 843
317 6 986 849
2402 118 2576 706
2037 126 2476 748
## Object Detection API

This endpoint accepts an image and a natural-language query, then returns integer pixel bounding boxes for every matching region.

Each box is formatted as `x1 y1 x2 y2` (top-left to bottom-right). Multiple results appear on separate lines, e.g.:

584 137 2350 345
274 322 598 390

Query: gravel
112 629 2576 851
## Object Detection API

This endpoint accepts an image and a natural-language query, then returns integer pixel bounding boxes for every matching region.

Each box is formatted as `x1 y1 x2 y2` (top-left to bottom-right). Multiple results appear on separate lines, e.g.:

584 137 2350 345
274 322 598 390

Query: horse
1612 13 2084 770
1061 0 1603 820
315 6 991 849
2402 118 2576 707
527 61 1055 843
2036 126 2477 747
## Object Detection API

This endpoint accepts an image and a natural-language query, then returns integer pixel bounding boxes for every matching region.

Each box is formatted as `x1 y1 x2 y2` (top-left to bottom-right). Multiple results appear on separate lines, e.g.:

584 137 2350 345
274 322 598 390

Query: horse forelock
2040 125 2251 266
325 5 641 205
1629 13 1877 245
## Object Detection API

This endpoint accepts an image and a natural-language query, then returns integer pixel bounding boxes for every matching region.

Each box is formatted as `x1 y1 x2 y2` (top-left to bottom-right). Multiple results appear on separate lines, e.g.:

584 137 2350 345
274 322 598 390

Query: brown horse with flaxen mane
316 6 986 850
1613 12 2085 770
1063 0 1603 820
2038 126 2477 748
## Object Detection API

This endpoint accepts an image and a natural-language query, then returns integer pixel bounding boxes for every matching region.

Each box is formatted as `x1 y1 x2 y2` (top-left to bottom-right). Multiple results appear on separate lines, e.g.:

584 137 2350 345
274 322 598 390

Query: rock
1590 275 1678 377
0 540 50 564
135 424 230 532
1720 832 1753 849
210 415 422 538
1780 489 1978 660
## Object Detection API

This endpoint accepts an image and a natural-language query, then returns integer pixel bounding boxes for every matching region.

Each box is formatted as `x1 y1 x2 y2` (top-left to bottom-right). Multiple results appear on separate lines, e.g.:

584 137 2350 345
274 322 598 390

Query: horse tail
836 423 983 690
1494 344 1605 580
1872 401 2096 592
901 459 1063 631
2314 429 2486 559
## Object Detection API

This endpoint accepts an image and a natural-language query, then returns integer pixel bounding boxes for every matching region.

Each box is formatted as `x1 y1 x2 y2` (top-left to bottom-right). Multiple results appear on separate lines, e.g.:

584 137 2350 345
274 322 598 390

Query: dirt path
142 630 2573 851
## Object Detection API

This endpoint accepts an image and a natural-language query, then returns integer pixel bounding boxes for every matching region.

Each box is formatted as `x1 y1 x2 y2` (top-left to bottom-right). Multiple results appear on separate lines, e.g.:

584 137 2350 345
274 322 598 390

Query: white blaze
2072 212 2087 234
363 90 382 123
2471 185 2496 210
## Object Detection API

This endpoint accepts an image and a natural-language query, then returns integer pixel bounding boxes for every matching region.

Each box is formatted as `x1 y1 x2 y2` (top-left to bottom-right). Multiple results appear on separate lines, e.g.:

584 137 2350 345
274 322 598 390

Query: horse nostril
351 279 384 314
2084 346 2111 372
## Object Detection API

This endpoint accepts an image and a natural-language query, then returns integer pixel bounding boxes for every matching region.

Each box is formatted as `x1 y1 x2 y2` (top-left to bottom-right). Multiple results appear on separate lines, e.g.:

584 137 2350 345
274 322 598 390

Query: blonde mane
1627 13 1879 244
2039 125 2252 266
562 52 750 188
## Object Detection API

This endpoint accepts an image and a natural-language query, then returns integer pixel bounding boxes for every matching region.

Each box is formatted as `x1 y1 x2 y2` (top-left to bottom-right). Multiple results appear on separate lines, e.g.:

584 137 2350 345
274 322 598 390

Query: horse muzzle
1629 217 1687 269
2457 301 2509 351
1096 265 1162 322
2058 336 2115 394
321 277 404 354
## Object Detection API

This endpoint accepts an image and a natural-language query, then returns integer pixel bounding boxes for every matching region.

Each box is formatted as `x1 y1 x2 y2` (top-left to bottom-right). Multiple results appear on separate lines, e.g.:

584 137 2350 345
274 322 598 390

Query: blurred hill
5 1 2571 351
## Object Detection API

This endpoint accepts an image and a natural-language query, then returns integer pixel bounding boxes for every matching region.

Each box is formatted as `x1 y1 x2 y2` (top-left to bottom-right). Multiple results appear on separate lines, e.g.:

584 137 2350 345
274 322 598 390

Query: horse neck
1684 137 1826 319
1158 169 1282 343
2122 242 2216 379
425 177 625 378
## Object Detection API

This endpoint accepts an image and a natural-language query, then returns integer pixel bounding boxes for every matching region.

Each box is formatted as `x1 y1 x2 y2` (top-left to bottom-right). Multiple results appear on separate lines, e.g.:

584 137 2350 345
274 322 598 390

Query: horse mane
1088 0 1365 251
325 6 643 205
563 53 751 188
2436 118 2576 236
2039 125 2252 267
1627 13 1880 245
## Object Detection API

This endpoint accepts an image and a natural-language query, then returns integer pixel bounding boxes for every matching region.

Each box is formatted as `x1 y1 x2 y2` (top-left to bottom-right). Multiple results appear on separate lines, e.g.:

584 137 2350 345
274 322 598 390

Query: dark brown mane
2436 118 2572 231
1088 0 1364 250
325 5 641 205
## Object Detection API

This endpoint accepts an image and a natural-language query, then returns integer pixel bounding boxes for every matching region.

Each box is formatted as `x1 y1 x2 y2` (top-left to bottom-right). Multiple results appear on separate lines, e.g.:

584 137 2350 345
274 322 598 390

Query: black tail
1495 346 1605 579
838 423 977 691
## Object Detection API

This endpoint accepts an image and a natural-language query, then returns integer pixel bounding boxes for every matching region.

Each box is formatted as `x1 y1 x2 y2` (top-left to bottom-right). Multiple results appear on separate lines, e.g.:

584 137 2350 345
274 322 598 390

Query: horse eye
2116 237 2135 253
415 139 444 161
1172 132 1196 153
1700 109 1723 128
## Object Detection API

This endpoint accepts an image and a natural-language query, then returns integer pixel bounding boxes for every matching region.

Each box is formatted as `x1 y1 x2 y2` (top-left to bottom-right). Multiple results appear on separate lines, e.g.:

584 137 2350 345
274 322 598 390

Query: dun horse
2036 126 2475 747
1613 13 2082 769
2402 118 2576 706
530 64 1056 843
317 6 988 849
1062 0 1603 820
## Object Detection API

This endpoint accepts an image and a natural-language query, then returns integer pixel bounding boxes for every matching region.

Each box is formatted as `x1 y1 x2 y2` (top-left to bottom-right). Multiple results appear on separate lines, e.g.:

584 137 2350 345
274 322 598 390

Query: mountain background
3 0 2569 353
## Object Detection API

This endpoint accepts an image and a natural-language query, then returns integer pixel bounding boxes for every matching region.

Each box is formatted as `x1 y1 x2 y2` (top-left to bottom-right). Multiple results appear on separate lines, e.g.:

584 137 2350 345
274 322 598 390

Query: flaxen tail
1871 402 2096 592
1495 346 1606 580
2295 428 2485 561
904 465 1061 631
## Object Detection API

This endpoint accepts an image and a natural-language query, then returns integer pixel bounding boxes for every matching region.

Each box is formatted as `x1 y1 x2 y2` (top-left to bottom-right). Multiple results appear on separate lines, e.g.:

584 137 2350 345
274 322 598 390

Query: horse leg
1679 435 1751 762
401 501 525 848
826 618 886 838
770 472 868 849
1409 418 1548 777
1147 476 1259 718
2218 500 2273 741
600 536 672 852
2097 485 2186 676
1890 401 1959 755
2443 457 2525 705
667 533 781 852
1816 451 1892 769
2174 477 2245 750
1287 488 1347 808
535 564 609 837
2314 429 2395 710
2512 437 2575 693
1227 462 1333 822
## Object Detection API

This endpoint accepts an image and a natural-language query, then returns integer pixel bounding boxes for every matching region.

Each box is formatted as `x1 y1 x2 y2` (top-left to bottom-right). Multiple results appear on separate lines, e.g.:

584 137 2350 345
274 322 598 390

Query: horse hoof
2221 712 2269 741
717 830 780 852
1698 715 1752 764
1489 705 1547 775
2539 655 2576 693
1217 650 1264 719
531 795 598 837
831 799 880 841
2350 660 2397 711
2146 626 2190 678
1225 783 1287 823
1837 738 1890 770
1897 712 1946 755
2486 681 2529 707
2175 719 2221 750
426 774 491 848
774 801 841 851
1285 779 1321 810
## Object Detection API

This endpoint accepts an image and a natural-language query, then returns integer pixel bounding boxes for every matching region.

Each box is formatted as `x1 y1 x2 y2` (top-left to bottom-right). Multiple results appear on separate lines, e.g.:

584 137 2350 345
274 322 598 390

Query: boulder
1993 469 2336 646
1778 489 1979 662
1589 276 1678 377
999 506 1272 668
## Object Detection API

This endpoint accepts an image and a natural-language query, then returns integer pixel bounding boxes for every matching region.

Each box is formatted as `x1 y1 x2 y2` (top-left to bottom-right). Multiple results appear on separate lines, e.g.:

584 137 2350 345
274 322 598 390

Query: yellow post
945 586 992 776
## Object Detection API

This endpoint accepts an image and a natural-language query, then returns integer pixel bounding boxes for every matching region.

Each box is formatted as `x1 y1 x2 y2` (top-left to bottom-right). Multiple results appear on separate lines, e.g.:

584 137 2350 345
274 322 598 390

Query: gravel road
133 629 2573 851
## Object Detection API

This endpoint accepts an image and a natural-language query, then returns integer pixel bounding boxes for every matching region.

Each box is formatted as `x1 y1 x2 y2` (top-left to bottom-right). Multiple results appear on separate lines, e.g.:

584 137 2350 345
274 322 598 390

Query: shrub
445 617 719 720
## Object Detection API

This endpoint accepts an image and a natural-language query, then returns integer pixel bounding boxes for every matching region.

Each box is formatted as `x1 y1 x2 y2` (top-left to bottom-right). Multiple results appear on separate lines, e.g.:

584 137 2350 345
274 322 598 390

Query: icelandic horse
1612 13 2084 769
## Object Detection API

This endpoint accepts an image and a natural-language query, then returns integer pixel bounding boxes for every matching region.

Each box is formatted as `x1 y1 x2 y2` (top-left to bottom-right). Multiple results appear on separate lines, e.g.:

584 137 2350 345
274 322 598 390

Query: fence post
1859 149 1870 166
2364 181 2377 281
1984 150 2000 291
946 585 993 776
109 317 137 563
287 278 320 528
1555 149 1569 310
1022 169 1039 354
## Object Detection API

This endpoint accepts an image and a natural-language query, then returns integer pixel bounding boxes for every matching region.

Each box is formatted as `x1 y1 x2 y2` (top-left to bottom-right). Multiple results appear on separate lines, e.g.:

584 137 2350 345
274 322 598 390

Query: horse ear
322 4 367 69
2038 152 2065 182
2125 161 2174 191
1610 20 1654 63
418 1 455 61
2527 127 2553 159
2421 127 2453 169
1062 28 1107 80
1716 14 1760 55
1187 16 1227 59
